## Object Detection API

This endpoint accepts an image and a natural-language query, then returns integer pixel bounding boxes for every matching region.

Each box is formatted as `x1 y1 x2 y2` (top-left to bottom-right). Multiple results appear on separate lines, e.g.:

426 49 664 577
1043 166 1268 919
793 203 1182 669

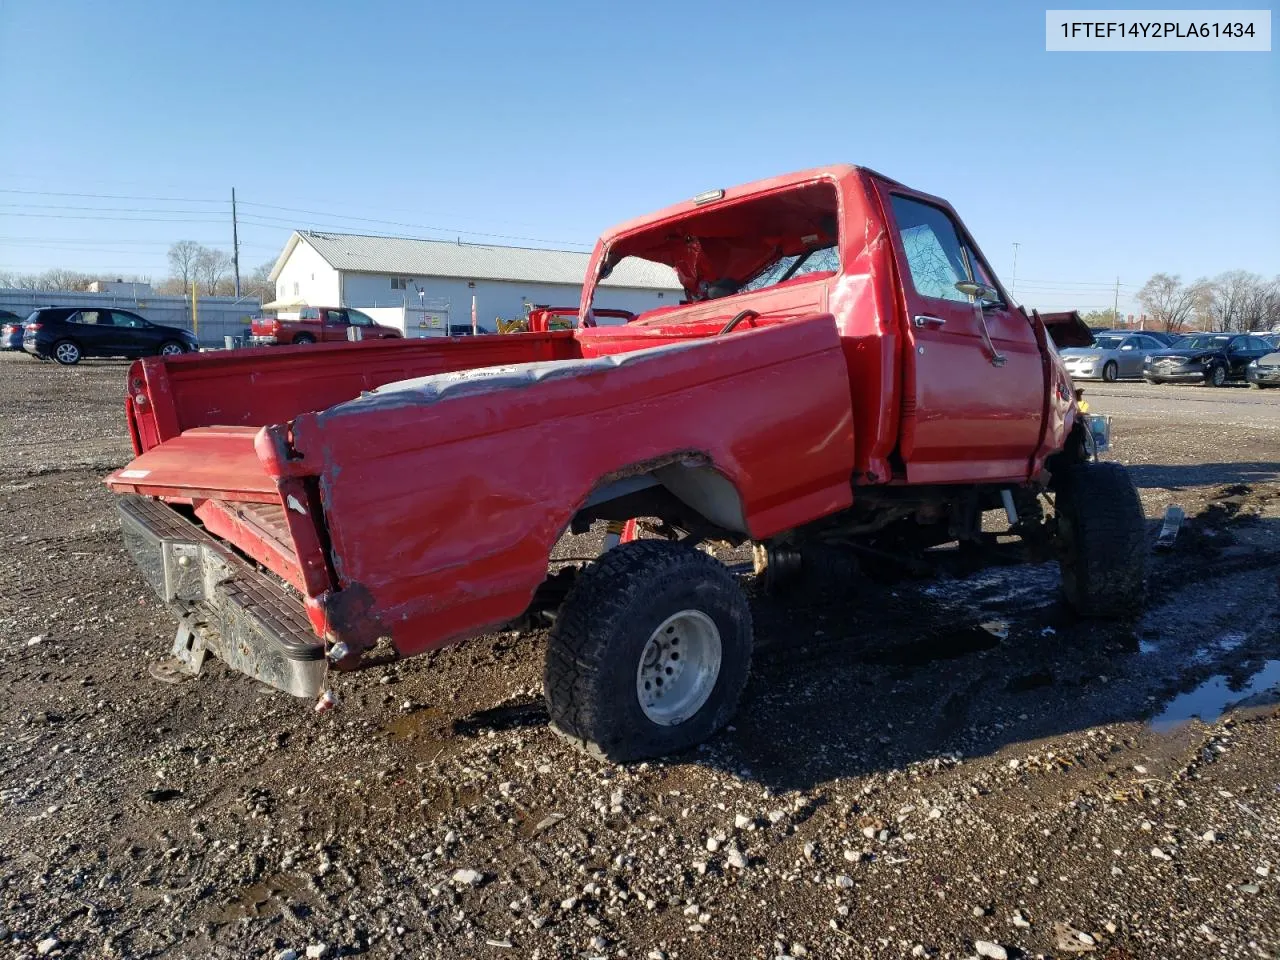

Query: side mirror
955 280 999 302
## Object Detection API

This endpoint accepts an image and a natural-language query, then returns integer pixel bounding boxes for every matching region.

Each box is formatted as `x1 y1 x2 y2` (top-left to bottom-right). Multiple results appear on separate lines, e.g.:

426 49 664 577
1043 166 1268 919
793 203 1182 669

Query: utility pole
1010 242 1020 293
1113 276 1120 327
231 187 241 299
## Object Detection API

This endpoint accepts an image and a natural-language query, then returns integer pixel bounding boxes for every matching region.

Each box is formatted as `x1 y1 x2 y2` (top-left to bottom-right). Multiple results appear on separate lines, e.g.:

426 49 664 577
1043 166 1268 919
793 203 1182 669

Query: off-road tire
293 333 316 345
1102 360 1118 382
1053 461 1146 617
1209 364 1227 387
544 540 752 762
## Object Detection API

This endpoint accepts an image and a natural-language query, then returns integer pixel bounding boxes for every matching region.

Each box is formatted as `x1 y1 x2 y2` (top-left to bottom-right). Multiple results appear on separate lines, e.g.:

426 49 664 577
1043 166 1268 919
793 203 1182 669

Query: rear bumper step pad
117 494 325 698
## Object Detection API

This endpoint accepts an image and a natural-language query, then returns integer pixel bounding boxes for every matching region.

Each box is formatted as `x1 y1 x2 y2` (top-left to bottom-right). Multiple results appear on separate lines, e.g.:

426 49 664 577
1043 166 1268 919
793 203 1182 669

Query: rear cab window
593 179 842 313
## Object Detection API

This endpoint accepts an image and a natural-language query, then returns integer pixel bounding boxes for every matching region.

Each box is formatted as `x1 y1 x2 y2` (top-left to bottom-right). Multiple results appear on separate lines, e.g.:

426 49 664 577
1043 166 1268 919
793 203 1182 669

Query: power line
0 187 222 203
0 235 273 246
0 212 230 223
235 210 591 249
0 202 228 215
1013 277 1135 287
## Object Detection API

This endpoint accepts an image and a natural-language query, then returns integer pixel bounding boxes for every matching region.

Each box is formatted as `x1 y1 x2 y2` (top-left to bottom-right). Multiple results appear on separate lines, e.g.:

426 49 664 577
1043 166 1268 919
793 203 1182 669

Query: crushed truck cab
107 165 1145 762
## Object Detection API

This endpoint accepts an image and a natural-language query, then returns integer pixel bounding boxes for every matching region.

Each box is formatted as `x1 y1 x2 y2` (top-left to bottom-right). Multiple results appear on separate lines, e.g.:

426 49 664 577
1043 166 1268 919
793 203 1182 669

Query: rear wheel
53 340 81 365
544 540 752 762
158 341 186 356
1102 360 1118 382
1209 364 1227 387
293 334 316 345
1053 461 1146 617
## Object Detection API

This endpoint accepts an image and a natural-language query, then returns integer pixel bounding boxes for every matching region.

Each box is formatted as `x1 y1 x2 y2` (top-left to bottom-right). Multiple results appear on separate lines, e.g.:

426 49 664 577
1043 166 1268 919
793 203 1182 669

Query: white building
88 279 154 296
268 230 682 335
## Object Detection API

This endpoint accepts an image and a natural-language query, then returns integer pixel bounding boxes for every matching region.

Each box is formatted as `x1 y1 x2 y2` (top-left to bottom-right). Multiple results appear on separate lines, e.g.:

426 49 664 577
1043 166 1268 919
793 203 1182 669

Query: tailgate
107 426 278 503
106 424 333 599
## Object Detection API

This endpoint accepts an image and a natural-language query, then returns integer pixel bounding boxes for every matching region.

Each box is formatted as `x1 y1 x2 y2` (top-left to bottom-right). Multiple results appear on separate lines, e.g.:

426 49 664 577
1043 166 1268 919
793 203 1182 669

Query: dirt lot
1 353 1277 960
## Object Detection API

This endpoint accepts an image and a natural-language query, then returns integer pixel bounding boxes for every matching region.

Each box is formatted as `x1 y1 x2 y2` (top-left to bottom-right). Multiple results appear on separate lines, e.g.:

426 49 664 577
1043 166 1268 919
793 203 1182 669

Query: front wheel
544 540 752 762
158 341 186 356
1053 461 1146 617
52 340 81 365
1209 364 1227 387
1102 360 1119 382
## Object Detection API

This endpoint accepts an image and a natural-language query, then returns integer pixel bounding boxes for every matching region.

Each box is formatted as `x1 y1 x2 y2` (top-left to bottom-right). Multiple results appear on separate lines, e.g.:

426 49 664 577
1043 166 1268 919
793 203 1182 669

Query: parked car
1246 351 1280 389
1 309 25 350
248 307 402 346
1143 333 1275 386
1260 333 1280 349
23 307 199 365
1141 330 1185 346
1060 332 1167 381
105 164 1144 763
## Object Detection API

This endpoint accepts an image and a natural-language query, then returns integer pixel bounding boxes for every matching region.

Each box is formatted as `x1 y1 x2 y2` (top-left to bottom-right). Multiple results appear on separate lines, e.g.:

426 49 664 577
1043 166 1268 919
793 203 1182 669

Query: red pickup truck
105 165 1145 762
249 306 402 345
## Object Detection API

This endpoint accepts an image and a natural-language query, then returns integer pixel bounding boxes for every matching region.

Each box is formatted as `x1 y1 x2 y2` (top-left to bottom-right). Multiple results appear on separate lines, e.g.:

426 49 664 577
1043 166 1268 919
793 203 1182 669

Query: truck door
878 189 1045 484
322 309 350 341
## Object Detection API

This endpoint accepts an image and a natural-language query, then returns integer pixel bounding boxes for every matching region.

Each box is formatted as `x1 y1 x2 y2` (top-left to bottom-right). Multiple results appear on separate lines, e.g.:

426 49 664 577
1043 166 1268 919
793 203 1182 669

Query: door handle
913 315 947 327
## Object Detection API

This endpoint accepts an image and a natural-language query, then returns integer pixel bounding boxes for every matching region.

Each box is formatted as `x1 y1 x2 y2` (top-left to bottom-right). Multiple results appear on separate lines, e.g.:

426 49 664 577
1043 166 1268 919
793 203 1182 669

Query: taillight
26 323 41 331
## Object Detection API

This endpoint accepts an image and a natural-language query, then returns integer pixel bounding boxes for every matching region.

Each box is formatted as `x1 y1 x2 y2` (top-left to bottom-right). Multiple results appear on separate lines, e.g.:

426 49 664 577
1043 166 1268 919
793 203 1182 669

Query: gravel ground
0 354 1277 960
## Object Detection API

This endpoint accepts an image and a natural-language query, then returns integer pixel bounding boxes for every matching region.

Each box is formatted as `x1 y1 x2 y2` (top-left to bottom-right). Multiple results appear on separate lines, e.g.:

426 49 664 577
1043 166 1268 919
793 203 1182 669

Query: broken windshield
739 245 840 294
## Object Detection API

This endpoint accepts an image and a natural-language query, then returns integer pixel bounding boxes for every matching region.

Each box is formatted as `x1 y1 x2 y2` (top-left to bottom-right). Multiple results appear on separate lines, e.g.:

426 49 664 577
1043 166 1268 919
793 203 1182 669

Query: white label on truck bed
119 469 151 479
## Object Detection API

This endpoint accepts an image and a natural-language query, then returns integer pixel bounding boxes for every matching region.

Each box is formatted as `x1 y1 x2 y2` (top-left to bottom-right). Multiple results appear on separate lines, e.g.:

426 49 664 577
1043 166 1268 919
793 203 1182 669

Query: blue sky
1 0 1275 314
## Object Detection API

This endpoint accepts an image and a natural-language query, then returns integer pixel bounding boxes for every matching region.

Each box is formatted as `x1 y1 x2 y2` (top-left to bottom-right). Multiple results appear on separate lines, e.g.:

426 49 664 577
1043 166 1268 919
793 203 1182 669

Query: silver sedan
1060 332 1169 382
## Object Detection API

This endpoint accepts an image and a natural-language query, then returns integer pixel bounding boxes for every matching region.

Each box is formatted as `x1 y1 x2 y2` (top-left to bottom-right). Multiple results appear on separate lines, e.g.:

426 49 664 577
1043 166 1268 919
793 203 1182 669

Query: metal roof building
268 230 681 335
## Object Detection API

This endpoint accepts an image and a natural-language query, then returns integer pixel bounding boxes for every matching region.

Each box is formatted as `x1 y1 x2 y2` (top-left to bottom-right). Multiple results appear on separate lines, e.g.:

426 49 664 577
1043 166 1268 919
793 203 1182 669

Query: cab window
890 195 973 303
347 309 375 326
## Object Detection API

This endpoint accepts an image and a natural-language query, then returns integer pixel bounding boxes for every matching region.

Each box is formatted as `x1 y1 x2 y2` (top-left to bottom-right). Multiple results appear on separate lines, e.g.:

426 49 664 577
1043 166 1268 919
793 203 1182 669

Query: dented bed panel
291 316 857 659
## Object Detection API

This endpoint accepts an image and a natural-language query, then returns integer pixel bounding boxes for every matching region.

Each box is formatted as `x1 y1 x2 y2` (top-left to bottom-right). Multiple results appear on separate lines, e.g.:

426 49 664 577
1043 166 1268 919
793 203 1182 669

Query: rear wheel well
571 456 748 544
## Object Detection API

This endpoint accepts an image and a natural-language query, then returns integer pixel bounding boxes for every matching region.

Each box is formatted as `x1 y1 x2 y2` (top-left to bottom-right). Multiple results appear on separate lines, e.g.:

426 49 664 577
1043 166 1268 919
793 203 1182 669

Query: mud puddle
1152 659 1280 731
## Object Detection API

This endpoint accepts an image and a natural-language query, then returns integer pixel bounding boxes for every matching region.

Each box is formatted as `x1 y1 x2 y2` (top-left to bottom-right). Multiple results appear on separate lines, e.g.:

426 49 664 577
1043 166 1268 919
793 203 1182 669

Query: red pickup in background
249 306 402 345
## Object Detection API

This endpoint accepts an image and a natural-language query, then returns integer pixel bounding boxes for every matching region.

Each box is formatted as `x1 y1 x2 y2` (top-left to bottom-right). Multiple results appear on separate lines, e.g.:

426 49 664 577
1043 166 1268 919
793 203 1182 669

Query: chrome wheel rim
636 609 721 725
56 343 78 363
160 343 183 355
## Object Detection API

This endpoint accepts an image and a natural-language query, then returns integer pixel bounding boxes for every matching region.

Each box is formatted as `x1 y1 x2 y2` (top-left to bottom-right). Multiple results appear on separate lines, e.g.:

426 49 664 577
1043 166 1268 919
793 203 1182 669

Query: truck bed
106 317 857 693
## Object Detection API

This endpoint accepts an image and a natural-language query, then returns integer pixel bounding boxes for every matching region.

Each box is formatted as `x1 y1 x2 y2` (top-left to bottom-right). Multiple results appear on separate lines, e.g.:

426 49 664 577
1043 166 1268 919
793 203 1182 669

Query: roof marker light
693 189 724 206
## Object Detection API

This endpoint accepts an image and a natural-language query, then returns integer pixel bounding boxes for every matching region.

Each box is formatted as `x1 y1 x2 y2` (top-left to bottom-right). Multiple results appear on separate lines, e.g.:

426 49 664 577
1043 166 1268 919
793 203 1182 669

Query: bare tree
241 260 275 303
167 241 203 292
195 248 232 296
1201 270 1253 332
1239 274 1280 332
1136 273 1208 333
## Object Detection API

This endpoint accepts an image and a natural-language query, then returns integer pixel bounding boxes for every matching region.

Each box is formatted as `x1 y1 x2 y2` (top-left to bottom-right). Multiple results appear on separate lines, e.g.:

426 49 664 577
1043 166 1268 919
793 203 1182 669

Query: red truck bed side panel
126 334 581 454
291 316 856 658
